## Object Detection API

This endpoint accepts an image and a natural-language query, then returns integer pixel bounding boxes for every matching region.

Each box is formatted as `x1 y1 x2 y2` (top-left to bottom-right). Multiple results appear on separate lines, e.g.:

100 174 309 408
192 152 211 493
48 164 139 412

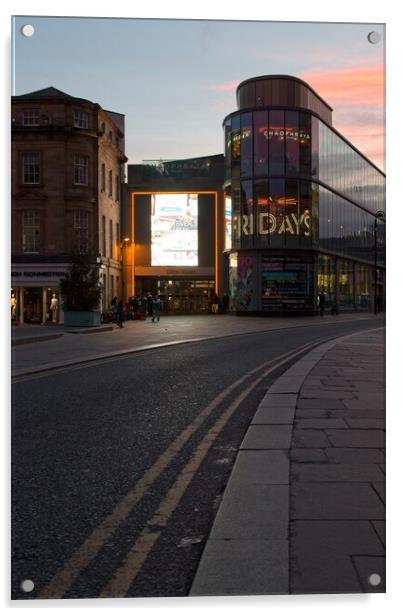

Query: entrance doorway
23 288 42 324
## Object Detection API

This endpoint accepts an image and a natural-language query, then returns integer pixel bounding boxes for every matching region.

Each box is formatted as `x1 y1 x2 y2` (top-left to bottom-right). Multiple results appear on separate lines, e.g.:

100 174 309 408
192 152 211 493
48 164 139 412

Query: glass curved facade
223 103 385 314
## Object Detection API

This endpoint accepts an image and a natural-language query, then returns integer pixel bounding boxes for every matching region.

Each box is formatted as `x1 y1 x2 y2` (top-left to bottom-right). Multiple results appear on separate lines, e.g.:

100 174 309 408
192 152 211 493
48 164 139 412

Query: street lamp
373 211 385 315
120 237 132 301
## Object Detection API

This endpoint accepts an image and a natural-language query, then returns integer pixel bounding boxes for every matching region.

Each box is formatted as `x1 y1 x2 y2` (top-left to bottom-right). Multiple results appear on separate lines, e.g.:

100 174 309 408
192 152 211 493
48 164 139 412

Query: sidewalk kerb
190 328 382 596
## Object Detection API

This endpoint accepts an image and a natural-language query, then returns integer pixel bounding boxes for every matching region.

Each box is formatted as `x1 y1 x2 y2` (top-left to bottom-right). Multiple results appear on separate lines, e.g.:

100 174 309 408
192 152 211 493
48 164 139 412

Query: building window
74 110 89 129
101 163 106 191
22 152 40 184
115 175 120 201
109 219 113 259
108 131 113 142
23 210 40 253
102 216 106 256
74 210 89 253
22 109 40 126
74 155 89 185
108 170 113 197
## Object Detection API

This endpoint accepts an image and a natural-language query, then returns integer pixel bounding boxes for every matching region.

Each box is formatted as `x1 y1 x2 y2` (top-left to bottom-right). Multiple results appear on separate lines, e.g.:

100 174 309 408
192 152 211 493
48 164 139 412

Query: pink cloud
300 66 385 169
206 80 239 93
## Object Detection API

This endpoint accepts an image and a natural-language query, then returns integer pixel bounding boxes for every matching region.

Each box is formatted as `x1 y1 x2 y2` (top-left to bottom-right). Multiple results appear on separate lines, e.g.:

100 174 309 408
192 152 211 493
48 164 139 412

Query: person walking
116 299 125 328
147 293 153 318
318 289 326 317
152 295 161 322
211 292 219 314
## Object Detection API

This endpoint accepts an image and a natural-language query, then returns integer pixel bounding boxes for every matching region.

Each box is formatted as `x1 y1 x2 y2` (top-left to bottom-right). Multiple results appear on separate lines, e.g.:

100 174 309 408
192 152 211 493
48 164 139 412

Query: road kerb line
37 341 316 599
99 345 319 598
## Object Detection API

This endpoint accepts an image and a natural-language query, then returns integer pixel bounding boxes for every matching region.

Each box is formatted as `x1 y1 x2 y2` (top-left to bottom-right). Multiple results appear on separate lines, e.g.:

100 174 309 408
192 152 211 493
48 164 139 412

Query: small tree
60 252 102 312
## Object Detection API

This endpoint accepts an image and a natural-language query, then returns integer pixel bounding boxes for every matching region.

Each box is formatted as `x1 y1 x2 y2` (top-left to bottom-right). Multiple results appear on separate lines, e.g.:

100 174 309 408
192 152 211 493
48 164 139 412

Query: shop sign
233 212 311 237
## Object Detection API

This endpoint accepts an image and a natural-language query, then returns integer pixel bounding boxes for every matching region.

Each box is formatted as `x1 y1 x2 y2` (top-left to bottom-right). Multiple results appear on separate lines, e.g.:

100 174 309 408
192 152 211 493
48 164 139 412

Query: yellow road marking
100 344 318 597
38 339 320 599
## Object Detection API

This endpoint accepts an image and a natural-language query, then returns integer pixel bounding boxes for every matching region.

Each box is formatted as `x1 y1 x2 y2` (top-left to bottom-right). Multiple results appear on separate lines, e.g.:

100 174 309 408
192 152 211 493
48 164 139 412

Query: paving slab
268 377 305 394
241 425 292 449
325 448 385 464
325 429 385 448
290 449 327 463
190 539 288 596
291 483 385 519
210 484 289 540
251 406 295 425
352 556 386 593
346 419 385 429
299 390 356 400
372 521 386 547
297 398 346 409
290 520 384 594
291 463 385 483
229 450 289 485
291 429 331 448
260 393 298 407
295 418 347 429
372 482 386 504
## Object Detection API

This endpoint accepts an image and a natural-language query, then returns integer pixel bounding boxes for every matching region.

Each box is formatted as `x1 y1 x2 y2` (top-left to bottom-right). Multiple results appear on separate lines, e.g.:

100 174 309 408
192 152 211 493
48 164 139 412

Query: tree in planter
60 252 101 312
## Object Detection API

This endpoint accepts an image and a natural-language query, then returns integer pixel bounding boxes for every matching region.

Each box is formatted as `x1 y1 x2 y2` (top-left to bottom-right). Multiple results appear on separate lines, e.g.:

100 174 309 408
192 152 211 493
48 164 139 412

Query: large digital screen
151 193 198 266
224 196 232 250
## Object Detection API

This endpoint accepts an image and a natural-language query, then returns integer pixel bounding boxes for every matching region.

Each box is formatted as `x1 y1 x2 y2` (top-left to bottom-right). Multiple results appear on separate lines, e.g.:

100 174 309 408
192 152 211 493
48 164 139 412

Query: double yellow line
38 337 327 599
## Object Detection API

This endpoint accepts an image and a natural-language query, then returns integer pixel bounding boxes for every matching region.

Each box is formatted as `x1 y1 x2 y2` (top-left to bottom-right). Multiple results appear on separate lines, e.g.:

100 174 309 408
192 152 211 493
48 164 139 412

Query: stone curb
189 332 362 596
12 316 381 378
11 333 64 346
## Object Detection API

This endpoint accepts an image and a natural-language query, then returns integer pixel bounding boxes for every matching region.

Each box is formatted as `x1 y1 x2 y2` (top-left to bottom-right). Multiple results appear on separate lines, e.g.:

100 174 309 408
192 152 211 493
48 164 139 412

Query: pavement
190 327 386 596
11 312 378 377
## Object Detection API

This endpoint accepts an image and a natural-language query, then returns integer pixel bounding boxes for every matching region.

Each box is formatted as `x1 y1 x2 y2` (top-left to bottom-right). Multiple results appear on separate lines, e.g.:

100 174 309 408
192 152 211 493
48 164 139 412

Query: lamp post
373 211 385 315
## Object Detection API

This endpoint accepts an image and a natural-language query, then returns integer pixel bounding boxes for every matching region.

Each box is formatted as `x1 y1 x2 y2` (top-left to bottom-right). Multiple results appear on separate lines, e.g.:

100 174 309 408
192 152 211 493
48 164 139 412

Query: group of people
110 293 161 327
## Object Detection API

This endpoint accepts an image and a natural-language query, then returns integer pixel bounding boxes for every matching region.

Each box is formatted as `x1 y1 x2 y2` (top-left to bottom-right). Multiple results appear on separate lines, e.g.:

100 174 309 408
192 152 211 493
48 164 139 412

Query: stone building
11 87 127 324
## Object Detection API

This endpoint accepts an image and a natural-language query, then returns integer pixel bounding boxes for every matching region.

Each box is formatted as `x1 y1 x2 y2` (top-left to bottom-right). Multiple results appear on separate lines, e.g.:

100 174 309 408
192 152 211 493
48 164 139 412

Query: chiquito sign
233 210 311 237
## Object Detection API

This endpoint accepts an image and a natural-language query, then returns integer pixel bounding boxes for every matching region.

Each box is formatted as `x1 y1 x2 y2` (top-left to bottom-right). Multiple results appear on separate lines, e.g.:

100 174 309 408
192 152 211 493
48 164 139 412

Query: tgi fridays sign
233 211 311 237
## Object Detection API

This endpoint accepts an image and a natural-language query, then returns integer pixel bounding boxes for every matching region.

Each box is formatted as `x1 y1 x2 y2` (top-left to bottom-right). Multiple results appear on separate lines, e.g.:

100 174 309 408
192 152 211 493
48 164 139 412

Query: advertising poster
151 193 198 266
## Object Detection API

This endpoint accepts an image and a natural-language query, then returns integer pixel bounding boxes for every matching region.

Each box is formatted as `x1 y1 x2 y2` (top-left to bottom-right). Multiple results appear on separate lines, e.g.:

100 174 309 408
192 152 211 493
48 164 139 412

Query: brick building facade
11 87 127 324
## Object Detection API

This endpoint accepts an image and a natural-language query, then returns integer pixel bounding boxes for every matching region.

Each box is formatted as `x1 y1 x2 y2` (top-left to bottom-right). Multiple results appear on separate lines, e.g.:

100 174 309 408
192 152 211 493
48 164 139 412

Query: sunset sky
12 17 385 169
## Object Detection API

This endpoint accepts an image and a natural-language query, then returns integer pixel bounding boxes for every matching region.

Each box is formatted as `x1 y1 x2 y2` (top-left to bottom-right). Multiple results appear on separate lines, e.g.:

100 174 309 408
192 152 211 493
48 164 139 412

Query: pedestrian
220 293 229 314
152 295 161 322
147 293 153 318
318 289 326 317
116 299 124 328
211 292 219 314
140 296 147 320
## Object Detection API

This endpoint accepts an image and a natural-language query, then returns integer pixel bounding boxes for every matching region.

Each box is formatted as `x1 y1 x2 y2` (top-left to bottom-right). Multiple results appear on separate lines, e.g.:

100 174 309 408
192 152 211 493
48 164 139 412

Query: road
11 317 382 599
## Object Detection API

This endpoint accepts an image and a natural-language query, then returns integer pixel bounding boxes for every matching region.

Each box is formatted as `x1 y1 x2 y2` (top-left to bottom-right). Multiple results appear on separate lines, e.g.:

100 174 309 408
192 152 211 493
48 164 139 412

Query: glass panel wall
285 111 299 175
241 113 253 177
269 111 285 175
253 110 268 177
241 180 254 246
339 259 355 307
317 254 336 305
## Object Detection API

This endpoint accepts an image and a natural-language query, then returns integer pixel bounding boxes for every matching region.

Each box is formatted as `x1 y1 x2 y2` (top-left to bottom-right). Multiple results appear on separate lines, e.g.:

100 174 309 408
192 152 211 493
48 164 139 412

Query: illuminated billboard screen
151 193 198 266
224 196 232 250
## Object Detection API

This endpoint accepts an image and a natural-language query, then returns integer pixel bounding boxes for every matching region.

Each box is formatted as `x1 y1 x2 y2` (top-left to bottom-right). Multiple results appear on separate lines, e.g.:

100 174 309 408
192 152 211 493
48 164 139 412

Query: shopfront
11 264 67 324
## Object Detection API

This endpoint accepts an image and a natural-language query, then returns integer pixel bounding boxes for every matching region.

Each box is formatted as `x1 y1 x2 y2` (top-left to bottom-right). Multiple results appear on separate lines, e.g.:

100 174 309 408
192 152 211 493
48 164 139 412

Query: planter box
64 310 101 327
